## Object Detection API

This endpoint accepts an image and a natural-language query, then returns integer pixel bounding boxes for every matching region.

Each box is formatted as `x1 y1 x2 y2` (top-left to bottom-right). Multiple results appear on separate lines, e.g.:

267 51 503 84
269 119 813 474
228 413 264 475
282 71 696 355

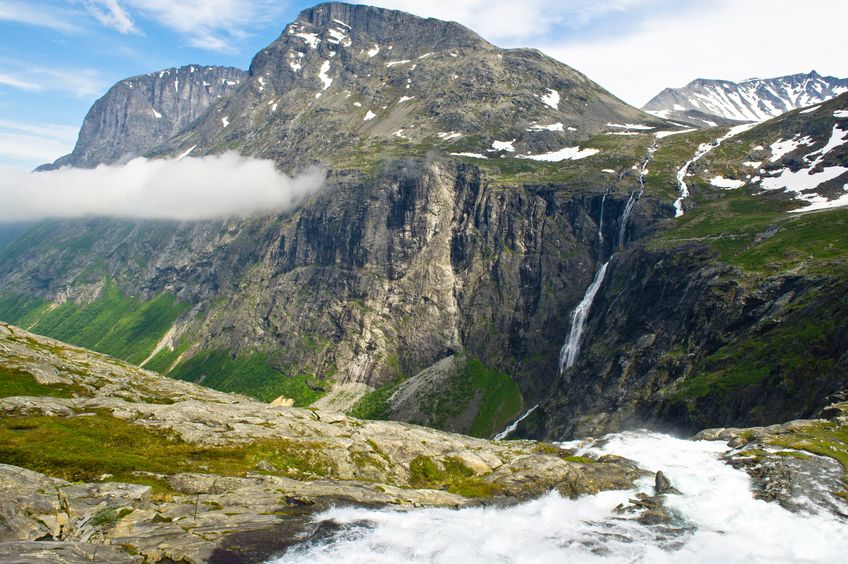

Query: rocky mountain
163 2 661 168
0 2 667 431
524 94 848 439
644 71 848 127
0 2 847 450
37 65 247 170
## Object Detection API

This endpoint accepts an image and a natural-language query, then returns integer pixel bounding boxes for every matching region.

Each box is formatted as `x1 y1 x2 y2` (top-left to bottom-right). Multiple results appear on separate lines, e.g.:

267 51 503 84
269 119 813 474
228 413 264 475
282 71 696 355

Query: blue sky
1 0 846 170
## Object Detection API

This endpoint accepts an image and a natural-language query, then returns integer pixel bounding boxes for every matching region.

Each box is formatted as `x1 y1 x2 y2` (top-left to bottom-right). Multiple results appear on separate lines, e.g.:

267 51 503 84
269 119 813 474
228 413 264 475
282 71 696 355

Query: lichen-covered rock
0 323 647 560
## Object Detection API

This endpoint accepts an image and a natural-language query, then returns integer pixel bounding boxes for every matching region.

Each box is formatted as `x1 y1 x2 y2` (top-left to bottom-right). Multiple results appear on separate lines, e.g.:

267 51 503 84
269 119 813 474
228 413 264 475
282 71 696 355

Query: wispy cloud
80 0 139 34
0 73 43 91
0 153 327 222
541 0 848 105
0 119 78 143
0 119 78 168
0 61 108 97
79 0 285 52
0 0 83 33
369 0 660 44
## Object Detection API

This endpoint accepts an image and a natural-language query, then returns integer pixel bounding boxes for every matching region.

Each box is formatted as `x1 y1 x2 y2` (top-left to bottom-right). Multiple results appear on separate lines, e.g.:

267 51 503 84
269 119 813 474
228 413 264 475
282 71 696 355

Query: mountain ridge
37 65 247 171
644 70 848 127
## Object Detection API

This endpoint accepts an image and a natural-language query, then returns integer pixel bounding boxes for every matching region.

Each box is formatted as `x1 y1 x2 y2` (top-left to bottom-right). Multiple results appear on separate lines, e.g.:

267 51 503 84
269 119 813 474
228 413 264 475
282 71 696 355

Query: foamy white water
272 432 848 564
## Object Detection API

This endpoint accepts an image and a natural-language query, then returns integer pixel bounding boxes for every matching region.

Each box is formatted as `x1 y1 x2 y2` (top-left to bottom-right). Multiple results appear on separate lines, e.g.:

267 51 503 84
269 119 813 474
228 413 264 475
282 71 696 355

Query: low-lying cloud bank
0 152 326 222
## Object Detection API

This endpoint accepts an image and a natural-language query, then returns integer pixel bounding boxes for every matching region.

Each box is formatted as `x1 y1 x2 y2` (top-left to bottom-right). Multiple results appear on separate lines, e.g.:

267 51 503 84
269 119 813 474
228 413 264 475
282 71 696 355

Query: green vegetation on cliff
0 366 83 399
168 350 325 406
0 279 188 365
351 357 522 438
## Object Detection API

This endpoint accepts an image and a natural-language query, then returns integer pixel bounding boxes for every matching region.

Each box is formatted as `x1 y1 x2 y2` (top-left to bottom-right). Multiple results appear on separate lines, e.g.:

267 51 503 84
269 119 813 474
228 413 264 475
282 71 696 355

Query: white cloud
0 153 327 222
0 73 42 92
535 0 848 106
369 0 848 107
0 62 107 97
84 0 286 52
0 1 82 33
81 0 139 34
0 120 79 169
0 120 79 143
368 0 656 44
0 132 74 163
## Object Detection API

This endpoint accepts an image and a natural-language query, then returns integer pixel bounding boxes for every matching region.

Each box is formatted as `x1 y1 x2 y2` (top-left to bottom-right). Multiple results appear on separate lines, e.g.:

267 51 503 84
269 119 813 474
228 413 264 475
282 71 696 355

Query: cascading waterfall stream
494 146 656 439
674 123 756 217
271 432 848 563
558 260 610 373
618 145 655 248
596 191 607 244
493 404 539 440
560 143 655 375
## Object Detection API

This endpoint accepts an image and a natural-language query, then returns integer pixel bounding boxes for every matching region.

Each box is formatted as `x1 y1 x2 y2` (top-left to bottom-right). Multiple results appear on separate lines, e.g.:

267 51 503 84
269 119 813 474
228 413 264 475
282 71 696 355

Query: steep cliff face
1 148 666 407
531 242 848 439
38 65 247 170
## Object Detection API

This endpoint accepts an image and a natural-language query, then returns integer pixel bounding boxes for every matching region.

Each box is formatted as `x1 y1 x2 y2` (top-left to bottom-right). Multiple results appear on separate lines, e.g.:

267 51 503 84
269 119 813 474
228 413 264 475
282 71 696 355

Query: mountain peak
292 2 487 50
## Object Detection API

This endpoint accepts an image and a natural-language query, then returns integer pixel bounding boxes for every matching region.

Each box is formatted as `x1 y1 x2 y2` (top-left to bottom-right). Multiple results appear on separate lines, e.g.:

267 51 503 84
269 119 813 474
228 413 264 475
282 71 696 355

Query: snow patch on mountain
318 61 333 90
526 123 564 132
540 89 560 110
519 146 599 162
710 176 745 189
491 140 516 152
769 136 815 162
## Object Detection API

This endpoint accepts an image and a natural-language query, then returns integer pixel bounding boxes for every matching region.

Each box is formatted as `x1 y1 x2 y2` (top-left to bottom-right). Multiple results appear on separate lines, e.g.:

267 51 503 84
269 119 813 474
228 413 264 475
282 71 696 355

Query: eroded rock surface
0 323 644 561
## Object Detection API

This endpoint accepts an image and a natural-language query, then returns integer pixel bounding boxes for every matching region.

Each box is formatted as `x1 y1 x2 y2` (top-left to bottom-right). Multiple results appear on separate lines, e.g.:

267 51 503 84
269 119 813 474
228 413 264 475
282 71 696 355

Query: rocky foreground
0 323 642 563
694 395 848 518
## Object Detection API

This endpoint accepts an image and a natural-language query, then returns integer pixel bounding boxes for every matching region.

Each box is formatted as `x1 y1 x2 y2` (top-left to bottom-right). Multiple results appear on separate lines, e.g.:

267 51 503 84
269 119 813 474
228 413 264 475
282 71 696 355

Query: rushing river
270 432 848 563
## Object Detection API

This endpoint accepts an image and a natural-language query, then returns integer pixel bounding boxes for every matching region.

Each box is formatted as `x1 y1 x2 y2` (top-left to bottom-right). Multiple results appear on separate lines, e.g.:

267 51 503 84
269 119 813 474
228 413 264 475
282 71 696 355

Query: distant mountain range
644 71 848 127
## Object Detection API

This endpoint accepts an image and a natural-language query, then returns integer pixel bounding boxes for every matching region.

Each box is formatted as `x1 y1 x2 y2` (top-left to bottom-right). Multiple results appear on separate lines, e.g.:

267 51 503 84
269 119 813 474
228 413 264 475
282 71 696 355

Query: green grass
0 279 188 365
656 187 848 276
766 419 848 496
168 350 325 406
408 455 501 498
0 411 335 490
349 378 403 420
351 358 522 438
465 359 523 438
0 366 86 399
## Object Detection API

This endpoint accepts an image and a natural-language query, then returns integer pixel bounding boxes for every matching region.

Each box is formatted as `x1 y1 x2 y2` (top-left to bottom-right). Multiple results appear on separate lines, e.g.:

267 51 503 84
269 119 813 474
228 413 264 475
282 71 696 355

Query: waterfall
493 404 539 440
674 124 756 217
596 192 607 244
618 192 637 248
559 144 654 374
618 144 655 248
558 260 610 373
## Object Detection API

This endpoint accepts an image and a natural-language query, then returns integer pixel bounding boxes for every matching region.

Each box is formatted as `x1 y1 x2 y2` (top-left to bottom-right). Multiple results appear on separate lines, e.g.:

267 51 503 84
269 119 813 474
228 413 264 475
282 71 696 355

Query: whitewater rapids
270 431 848 563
